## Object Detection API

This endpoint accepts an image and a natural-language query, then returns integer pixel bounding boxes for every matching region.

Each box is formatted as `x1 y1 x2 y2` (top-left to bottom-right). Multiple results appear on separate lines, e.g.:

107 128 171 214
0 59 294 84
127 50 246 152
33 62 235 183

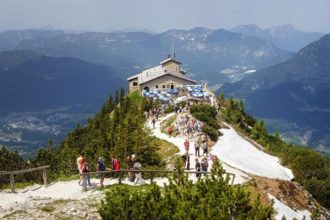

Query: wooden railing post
150 173 154 184
42 168 48 186
10 174 15 193
118 171 122 184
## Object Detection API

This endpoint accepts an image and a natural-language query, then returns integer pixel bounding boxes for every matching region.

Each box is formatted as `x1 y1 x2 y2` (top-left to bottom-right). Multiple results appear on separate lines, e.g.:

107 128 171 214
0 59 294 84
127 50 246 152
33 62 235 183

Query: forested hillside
218 94 330 208
0 89 172 187
1 89 329 215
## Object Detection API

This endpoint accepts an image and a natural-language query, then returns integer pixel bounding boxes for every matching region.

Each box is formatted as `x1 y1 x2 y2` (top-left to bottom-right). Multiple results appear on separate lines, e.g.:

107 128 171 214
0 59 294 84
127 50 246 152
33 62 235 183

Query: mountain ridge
0 27 291 84
220 34 330 154
231 24 325 52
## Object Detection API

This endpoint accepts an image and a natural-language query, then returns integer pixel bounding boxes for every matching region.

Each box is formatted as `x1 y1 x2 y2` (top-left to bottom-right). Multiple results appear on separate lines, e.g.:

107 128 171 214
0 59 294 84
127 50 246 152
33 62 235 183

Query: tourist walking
76 153 83 185
201 156 208 176
111 155 120 178
127 155 135 182
202 141 208 156
97 157 106 188
184 139 190 153
194 142 200 157
133 158 143 184
80 157 91 191
195 158 201 180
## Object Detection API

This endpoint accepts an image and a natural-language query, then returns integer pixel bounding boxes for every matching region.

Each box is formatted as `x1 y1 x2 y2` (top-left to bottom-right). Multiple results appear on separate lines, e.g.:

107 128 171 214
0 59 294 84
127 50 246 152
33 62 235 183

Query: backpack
98 162 106 171
82 163 89 173
202 160 208 170
134 162 142 170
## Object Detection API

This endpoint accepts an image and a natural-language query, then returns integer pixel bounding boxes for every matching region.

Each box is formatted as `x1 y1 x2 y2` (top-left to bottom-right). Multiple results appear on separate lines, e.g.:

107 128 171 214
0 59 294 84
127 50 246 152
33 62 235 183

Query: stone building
127 58 195 93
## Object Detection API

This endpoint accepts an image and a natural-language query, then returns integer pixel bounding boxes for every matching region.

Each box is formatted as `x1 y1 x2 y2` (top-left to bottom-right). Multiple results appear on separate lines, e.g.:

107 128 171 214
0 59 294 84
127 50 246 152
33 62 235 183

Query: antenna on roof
172 39 176 60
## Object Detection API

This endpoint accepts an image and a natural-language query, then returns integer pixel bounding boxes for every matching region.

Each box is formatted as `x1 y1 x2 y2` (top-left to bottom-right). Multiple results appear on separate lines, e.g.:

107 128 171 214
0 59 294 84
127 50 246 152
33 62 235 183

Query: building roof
128 65 195 84
128 58 195 85
160 57 181 65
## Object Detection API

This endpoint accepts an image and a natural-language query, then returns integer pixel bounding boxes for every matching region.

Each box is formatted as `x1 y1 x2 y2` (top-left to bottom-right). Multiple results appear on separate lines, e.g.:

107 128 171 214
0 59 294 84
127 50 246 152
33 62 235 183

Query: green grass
1 181 35 190
2 210 28 218
41 204 55 212
103 184 152 193
55 174 80 182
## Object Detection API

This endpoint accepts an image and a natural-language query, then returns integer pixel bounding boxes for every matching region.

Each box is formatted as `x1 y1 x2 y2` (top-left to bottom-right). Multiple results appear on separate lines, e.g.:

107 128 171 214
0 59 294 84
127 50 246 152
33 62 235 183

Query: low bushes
99 164 273 219
202 125 221 142
190 104 220 141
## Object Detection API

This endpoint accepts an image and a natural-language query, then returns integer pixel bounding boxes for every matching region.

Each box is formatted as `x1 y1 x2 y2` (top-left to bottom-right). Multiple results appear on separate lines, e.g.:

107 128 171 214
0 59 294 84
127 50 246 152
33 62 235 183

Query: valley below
0 108 91 158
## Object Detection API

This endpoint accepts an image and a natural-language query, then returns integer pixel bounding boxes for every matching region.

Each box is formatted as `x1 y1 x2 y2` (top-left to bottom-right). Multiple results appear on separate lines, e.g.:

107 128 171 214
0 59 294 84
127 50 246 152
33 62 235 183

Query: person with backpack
133 158 143 185
97 156 106 189
201 156 209 176
76 153 83 185
80 157 91 191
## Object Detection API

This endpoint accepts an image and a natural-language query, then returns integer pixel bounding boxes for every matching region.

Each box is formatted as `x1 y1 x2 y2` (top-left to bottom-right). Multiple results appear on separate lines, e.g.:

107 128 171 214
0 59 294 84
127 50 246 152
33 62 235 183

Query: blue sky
0 0 329 32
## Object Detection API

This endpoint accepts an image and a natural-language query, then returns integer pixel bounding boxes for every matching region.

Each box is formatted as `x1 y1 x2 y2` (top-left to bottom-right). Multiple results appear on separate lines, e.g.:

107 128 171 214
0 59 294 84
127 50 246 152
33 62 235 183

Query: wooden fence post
118 171 122 184
10 174 15 193
150 173 154 184
42 169 48 186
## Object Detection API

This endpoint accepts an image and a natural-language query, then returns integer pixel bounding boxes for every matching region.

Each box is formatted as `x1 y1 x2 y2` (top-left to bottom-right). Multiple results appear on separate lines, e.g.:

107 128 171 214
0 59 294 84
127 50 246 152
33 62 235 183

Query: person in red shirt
112 155 120 170
184 139 190 153
111 155 120 178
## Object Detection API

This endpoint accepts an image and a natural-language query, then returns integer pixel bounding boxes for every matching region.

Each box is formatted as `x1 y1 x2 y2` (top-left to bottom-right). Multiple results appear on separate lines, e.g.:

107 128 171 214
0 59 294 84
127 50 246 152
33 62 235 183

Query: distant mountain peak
231 24 324 52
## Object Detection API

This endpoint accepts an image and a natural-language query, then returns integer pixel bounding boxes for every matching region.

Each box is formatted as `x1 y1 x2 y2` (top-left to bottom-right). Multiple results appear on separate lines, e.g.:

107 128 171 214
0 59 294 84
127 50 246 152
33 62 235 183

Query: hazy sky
0 0 329 33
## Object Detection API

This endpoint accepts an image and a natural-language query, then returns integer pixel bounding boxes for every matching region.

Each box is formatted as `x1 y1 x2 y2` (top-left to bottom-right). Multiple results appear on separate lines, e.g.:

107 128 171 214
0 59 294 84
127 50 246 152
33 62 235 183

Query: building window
133 82 138 87
156 85 159 89
162 85 166 88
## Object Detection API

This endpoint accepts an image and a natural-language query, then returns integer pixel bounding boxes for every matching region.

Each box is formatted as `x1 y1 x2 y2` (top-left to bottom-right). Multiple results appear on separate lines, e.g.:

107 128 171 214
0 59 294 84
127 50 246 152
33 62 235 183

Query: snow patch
268 194 311 220
216 124 294 180
244 69 256 74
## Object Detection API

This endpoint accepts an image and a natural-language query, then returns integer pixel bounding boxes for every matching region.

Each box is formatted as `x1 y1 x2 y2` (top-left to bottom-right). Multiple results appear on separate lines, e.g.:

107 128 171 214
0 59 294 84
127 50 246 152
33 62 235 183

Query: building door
170 84 174 89
143 86 150 92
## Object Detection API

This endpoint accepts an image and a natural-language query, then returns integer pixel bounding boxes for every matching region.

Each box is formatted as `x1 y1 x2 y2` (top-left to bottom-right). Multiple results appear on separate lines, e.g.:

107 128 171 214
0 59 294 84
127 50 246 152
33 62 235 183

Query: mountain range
0 50 125 155
0 25 327 155
0 28 291 84
231 24 324 52
220 34 330 155
0 50 125 113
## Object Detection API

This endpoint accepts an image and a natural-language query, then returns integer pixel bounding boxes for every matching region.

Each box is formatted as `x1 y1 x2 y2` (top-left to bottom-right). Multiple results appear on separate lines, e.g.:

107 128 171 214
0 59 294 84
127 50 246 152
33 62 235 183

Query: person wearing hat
97 156 106 188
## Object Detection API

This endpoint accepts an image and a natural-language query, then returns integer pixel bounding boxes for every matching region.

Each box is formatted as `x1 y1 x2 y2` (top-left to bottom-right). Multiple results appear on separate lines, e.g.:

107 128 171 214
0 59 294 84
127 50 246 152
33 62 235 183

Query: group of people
126 155 143 185
76 153 143 191
168 114 202 139
182 138 210 175
149 108 161 129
